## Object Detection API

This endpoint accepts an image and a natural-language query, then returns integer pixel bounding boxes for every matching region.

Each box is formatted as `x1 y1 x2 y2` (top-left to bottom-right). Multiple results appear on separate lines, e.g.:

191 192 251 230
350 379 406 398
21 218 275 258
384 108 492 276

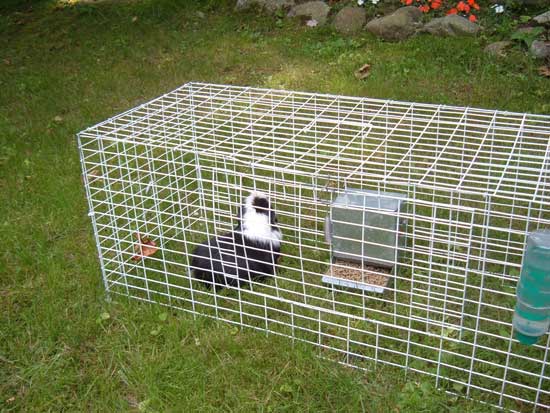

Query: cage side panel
80 131 200 309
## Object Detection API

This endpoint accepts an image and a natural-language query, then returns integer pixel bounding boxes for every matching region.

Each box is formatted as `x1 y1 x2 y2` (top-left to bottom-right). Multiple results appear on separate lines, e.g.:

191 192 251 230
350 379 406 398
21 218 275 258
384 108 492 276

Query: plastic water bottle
512 230 550 345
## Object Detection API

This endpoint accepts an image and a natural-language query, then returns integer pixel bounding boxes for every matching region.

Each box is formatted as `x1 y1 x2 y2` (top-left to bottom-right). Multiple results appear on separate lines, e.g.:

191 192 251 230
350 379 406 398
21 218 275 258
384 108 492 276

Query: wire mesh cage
78 82 550 412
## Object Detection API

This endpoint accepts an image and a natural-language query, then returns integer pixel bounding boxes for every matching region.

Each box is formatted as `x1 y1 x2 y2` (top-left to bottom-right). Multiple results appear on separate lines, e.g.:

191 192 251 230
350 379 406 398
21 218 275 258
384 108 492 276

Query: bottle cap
514 330 539 345
529 229 550 249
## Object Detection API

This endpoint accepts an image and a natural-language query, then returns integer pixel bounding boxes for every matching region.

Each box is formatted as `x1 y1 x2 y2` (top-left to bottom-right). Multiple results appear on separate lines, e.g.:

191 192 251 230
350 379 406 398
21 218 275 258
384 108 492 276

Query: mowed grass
1 0 547 411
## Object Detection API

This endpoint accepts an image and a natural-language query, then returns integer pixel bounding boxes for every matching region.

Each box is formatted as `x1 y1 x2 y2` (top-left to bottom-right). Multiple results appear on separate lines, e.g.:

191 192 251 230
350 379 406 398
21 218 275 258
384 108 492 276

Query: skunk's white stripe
242 191 282 247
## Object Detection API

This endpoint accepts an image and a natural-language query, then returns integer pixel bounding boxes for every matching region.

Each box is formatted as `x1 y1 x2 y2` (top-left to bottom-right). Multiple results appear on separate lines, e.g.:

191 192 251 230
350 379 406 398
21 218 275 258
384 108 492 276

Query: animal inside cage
78 83 550 412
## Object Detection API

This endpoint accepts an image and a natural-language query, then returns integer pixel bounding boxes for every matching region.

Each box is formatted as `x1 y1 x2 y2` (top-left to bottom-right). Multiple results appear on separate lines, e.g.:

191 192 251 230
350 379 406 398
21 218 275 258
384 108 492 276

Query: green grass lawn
1 0 548 411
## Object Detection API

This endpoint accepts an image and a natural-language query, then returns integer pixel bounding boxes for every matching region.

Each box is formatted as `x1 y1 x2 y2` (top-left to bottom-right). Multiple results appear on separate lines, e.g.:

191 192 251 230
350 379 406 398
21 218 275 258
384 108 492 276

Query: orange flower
472 2 480 10
419 4 430 12
469 14 477 22
456 1 466 11
431 1 441 9
405 0 413 5
467 0 475 5
447 7 458 14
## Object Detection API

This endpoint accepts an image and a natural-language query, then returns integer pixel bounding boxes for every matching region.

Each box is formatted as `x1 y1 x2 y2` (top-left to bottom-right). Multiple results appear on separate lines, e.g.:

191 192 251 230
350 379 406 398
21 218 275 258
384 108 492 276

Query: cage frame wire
78 82 550 412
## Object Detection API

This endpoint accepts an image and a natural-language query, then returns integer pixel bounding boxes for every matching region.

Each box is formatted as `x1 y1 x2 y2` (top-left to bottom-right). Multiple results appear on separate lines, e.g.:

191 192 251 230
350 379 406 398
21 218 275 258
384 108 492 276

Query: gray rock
530 40 550 59
421 14 481 37
334 6 367 35
365 6 423 41
235 0 295 13
533 10 550 24
288 1 331 26
484 41 512 56
516 26 536 34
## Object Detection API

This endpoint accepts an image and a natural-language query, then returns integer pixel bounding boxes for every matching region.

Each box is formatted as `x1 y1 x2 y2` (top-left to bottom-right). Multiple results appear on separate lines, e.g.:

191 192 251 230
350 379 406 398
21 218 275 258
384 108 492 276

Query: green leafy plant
96 311 111 324
397 381 448 412
519 15 531 23
510 27 545 48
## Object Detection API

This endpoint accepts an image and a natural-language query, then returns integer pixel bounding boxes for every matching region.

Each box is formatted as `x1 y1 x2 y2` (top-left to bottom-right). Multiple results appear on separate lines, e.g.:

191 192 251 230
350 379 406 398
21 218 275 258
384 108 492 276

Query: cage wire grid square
78 82 550 412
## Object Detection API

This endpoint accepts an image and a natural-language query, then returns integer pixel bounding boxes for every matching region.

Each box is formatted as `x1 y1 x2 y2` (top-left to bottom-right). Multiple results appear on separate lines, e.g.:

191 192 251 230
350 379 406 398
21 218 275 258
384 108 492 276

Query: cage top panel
78 82 550 203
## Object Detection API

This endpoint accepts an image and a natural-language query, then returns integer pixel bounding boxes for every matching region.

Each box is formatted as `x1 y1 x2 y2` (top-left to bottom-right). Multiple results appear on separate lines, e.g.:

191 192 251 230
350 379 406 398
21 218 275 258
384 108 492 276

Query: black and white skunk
190 191 282 289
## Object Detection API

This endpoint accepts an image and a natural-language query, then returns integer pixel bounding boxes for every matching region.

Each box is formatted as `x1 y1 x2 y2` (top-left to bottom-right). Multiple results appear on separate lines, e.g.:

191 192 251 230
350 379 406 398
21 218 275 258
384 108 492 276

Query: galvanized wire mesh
78 83 550 412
